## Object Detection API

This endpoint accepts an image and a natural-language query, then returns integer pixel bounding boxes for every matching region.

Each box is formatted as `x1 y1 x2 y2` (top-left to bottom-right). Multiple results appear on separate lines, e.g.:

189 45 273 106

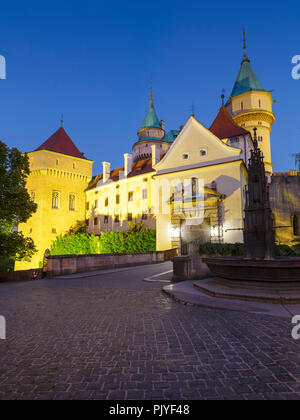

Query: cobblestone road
0 262 300 400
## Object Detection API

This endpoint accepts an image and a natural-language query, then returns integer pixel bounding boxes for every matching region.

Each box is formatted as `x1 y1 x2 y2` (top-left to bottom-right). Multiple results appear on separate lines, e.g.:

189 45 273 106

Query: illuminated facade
15 33 300 269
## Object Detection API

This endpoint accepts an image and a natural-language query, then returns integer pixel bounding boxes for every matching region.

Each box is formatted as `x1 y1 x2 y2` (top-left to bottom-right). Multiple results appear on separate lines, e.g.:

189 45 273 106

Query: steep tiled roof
35 127 86 159
210 106 249 139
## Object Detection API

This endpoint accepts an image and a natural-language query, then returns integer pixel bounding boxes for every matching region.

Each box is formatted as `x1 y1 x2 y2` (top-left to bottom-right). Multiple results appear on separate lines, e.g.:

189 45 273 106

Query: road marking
143 270 173 283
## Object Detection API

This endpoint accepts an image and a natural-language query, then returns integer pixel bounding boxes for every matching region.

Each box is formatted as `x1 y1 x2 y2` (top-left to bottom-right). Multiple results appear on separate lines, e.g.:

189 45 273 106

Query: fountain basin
202 257 300 283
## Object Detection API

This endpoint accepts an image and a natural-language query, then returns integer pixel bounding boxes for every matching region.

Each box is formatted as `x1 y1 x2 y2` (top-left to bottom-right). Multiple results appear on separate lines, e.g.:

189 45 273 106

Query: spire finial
221 88 226 106
149 74 153 102
191 103 195 116
60 114 64 127
253 127 258 149
243 28 247 59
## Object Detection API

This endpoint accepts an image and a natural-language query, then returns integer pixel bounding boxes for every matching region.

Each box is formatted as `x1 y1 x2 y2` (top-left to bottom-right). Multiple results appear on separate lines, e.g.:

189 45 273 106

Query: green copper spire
140 76 161 129
230 29 264 98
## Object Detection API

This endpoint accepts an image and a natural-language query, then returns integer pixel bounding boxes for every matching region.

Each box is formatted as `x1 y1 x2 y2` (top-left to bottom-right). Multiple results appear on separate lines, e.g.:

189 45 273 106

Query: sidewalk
163 280 300 319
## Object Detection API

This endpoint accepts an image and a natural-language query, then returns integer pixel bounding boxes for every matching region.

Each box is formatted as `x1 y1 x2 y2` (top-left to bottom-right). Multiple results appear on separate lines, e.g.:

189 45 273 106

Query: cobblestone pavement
0 262 300 400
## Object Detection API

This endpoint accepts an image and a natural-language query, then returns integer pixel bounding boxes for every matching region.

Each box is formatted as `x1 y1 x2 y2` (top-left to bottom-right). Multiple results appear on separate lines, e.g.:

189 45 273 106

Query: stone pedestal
172 256 191 282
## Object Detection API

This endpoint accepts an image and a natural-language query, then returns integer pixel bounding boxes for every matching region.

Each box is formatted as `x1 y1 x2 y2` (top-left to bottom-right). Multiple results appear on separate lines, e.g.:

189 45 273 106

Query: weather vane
150 74 153 101
243 28 247 58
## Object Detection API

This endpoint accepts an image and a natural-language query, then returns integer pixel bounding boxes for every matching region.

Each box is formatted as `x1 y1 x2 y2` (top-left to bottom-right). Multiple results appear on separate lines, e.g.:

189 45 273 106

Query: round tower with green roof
132 81 179 162
226 29 275 175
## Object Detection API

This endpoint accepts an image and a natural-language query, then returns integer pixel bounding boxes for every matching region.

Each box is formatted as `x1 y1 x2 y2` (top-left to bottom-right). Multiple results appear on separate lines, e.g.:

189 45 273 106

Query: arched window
293 214 300 236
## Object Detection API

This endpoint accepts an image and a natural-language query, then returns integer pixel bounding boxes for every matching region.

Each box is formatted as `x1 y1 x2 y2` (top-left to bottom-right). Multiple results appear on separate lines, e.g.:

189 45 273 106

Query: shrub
50 230 156 255
0 257 15 272
50 233 100 255
99 230 156 253
275 244 297 257
199 243 244 256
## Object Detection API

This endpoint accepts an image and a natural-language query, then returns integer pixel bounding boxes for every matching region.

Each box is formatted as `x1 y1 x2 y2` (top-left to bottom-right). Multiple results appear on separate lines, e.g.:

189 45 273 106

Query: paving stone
0 262 299 400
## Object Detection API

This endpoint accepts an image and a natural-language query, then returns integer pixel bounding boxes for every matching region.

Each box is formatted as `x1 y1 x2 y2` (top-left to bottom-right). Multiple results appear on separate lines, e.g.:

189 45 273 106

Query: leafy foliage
50 230 156 255
99 230 156 253
0 141 37 266
199 242 244 256
50 233 100 255
0 257 15 272
199 242 300 257
66 220 87 235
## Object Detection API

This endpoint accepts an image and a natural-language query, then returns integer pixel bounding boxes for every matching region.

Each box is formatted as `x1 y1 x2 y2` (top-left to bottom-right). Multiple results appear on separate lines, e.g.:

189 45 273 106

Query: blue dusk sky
0 0 299 174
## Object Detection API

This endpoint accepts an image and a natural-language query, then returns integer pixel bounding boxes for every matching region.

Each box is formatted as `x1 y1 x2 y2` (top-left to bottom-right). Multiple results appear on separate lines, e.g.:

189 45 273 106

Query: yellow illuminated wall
15 150 93 270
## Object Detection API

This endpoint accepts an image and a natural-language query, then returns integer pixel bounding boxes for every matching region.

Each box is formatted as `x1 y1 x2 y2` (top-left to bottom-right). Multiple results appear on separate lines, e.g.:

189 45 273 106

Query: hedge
50 230 156 255
199 242 300 257
50 233 101 255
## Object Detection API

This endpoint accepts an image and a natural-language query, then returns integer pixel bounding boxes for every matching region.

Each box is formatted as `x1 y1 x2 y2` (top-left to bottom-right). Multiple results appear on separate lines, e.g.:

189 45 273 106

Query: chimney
161 120 164 130
151 144 160 167
102 161 111 183
124 153 132 177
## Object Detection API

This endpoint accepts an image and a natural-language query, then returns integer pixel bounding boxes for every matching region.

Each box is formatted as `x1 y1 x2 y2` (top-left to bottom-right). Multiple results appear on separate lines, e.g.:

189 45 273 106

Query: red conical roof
210 106 249 140
35 127 86 159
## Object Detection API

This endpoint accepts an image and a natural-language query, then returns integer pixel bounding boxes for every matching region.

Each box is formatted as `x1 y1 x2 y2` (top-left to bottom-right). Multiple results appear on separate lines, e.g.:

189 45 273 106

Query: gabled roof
140 97 161 129
35 127 86 159
231 57 264 98
210 106 249 139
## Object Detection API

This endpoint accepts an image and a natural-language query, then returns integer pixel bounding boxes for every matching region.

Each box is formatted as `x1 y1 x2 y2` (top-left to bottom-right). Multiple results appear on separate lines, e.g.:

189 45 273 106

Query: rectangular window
52 228 57 234
127 213 133 221
69 194 76 211
95 199 98 208
86 219 89 227
94 217 98 226
142 189 148 199
128 192 133 201
52 191 59 209
142 212 148 220
86 201 90 211
114 215 120 223
105 197 109 207
116 194 120 204
104 215 109 224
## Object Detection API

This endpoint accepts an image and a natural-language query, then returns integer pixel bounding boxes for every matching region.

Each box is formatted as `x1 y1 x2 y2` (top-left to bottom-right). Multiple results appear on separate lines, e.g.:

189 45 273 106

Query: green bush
99 230 156 253
275 244 297 257
50 230 156 255
199 242 299 257
199 243 244 256
0 257 15 272
50 233 100 255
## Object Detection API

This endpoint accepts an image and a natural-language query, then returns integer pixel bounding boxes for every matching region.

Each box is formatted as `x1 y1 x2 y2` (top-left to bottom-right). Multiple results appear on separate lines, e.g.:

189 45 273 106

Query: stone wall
270 174 300 245
46 248 178 278
0 269 43 283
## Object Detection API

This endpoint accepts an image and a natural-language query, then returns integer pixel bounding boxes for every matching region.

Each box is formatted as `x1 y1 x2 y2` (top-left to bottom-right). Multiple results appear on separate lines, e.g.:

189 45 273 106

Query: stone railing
46 248 178 278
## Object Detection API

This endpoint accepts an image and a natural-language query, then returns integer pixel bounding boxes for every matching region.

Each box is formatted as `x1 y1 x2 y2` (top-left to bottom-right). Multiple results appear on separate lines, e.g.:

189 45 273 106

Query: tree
66 220 87 235
0 141 37 266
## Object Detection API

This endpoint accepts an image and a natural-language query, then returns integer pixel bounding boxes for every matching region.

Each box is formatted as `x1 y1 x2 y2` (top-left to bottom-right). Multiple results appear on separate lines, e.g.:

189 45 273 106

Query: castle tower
15 125 93 270
226 30 275 175
132 79 167 162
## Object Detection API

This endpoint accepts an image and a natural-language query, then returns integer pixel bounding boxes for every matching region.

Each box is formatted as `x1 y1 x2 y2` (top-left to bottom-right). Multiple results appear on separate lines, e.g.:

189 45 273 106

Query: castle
15 33 300 270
